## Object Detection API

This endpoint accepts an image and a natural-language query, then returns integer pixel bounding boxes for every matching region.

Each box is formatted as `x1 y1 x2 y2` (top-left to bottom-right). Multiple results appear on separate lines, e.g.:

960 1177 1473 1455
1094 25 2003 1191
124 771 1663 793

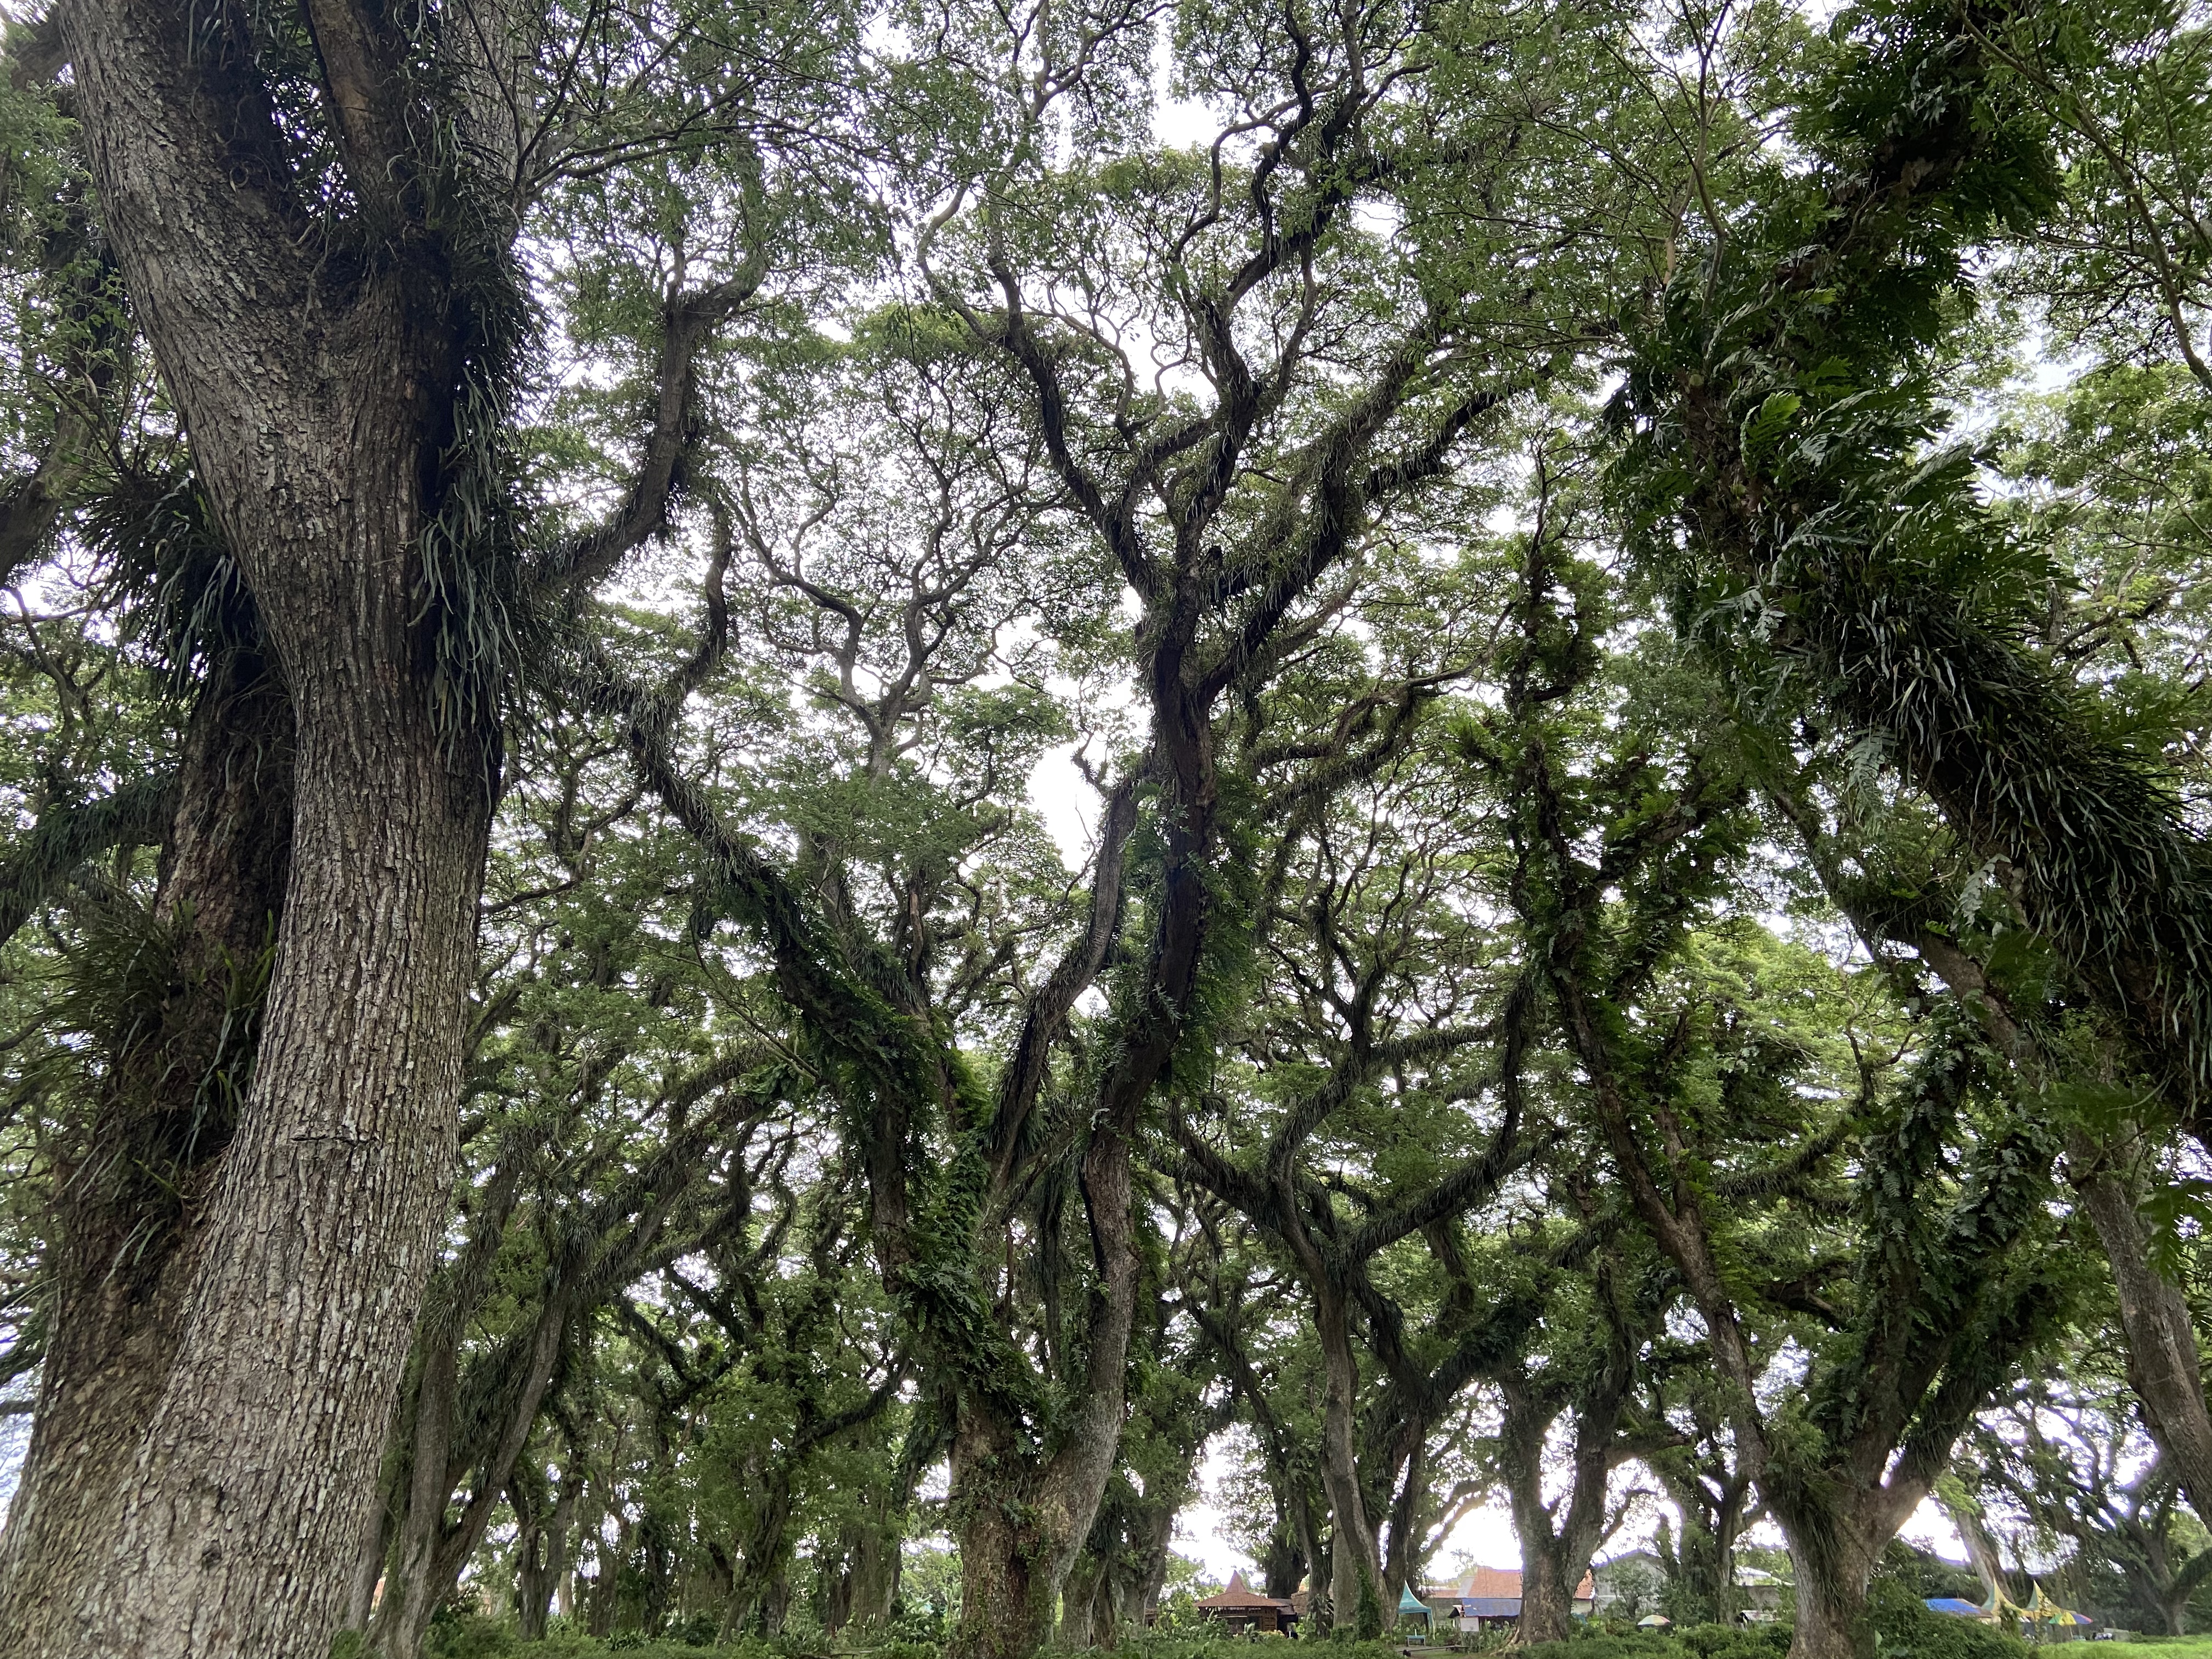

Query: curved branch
0 771 176 947
540 257 771 592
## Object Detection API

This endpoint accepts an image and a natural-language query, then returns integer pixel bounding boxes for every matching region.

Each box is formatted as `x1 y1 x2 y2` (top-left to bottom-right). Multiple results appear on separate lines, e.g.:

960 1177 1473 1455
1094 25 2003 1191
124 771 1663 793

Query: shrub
1868 1582 2032 1659
1104 1635 1399 1659
1677 1621 1793 1659
1517 1628 1683 1659
414 1610 788 1659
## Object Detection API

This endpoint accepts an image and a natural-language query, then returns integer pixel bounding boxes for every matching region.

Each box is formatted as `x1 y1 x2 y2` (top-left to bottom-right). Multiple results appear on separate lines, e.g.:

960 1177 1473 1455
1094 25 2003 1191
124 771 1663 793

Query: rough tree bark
0 0 744 1644
0 3 511 1647
1495 1350 1635 1645
1311 1284 1384 1632
0 647 294 1654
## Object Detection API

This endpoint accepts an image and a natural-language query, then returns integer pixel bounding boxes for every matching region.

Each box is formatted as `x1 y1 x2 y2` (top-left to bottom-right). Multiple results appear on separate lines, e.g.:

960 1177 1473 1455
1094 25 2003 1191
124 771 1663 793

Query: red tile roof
1432 1567 1596 1602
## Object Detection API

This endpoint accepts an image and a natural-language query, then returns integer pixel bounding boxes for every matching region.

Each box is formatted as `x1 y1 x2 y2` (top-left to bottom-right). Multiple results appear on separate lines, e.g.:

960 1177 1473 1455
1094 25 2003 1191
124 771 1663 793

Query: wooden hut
1196 1573 1301 1634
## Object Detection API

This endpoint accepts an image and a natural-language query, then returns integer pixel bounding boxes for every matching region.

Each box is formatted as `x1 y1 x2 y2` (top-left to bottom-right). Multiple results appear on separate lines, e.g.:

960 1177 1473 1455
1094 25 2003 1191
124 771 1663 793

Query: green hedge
1516 1620 1787 1659
1867 1582 2033 1659
415 1599 2041 1659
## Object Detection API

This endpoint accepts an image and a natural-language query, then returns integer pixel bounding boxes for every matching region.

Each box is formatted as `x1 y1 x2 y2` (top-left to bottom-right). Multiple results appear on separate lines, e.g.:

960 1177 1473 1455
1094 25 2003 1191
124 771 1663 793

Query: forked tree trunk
1379 1427 1427 1612
947 1356 1126 1659
1498 1364 1628 1646
515 1471 579 1641
1312 1286 1382 1634
0 5 502 1650
1654 1464 1752 1625
941 1119 1141 1659
1059 1551 1110 1649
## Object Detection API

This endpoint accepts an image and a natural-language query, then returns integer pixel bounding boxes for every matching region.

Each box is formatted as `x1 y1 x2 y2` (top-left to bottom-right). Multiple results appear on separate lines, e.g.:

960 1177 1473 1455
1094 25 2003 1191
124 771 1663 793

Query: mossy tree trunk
0 0 738 1644
1780 1520 1886 1659
0 647 294 1654
1312 1284 1384 1633
1497 1345 1637 1647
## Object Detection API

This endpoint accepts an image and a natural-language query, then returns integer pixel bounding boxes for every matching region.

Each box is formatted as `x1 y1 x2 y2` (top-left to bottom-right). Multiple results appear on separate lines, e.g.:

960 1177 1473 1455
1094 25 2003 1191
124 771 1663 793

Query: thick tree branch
0 771 176 948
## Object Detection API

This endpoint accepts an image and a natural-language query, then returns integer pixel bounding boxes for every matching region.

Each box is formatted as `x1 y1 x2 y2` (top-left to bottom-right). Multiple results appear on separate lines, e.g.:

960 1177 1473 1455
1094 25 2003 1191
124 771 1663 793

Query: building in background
1424 1566 1596 1633
1195 1573 1301 1634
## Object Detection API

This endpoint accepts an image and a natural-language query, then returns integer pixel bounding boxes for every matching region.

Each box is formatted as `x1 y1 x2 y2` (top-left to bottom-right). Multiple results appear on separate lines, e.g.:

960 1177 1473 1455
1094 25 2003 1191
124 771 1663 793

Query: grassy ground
419 1618 2027 1659
424 1584 2117 1659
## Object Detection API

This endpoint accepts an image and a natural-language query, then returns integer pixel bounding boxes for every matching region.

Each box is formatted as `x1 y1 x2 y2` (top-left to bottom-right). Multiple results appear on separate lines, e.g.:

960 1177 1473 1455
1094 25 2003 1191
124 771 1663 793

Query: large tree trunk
1521 1553 1583 1644
1500 1381 1571 1642
951 1435 1058 1659
719 1470 798 1639
1499 1363 1627 1646
1312 1285 1382 1635
2074 1155 2212 1525
0 5 502 1649
946 1356 1127 1659
1129 1501 1176 1629
73 642 487 1653
832 1498 902 1636
516 1469 580 1641
2152 1585 2191 1638
1260 1523 1310 1601
1778 1511 1885 1659
1654 1464 1752 1624
1788 1566 1875 1659
943 1119 1140 1659
0 649 293 1654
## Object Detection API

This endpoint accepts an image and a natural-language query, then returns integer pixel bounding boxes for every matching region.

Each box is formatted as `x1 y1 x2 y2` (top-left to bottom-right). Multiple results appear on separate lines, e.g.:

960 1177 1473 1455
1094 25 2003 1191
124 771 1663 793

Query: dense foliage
1 1 2211 1658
